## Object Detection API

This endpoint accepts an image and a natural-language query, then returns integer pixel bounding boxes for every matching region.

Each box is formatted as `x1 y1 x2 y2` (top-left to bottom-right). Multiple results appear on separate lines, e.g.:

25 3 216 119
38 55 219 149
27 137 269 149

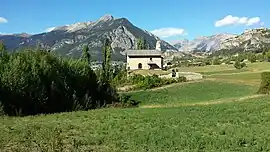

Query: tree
256 54 264 62
237 53 245 62
0 41 6 57
82 44 91 65
247 52 256 63
137 37 148 50
212 58 221 65
101 38 112 83
266 51 270 62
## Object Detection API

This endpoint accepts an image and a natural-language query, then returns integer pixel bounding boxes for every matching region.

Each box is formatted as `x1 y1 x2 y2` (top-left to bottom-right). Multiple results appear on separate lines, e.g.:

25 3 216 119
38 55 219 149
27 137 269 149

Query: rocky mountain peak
13 33 32 37
173 33 237 52
99 14 114 22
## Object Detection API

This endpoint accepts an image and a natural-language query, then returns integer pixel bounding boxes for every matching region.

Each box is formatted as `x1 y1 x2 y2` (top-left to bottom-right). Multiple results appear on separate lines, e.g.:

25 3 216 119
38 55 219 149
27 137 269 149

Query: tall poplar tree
101 38 112 83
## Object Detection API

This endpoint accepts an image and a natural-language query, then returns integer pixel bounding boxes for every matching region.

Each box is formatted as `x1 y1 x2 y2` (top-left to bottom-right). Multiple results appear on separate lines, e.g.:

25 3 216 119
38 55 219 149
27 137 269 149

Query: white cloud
151 28 186 38
246 17 260 26
0 17 8 23
44 27 56 32
215 15 262 27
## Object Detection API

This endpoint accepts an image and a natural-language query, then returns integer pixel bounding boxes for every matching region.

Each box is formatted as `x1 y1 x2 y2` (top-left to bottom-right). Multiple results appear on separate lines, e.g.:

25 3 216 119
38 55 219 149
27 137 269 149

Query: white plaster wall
127 56 163 70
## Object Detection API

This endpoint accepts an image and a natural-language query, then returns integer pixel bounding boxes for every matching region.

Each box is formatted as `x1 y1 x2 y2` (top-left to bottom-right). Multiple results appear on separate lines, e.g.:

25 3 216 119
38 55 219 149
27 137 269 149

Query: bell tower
156 40 161 51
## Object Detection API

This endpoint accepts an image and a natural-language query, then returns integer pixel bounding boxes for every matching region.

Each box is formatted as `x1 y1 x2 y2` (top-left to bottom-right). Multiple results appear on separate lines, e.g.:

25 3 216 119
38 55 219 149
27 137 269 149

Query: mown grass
176 64 235 73
1 96 270 151
125 81 257 106
201 68 249 75
176 62 270 74
207 72 262 86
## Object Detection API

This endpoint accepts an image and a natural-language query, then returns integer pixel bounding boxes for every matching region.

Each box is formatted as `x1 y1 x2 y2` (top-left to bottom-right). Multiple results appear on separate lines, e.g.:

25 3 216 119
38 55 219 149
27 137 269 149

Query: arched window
138 63 142 69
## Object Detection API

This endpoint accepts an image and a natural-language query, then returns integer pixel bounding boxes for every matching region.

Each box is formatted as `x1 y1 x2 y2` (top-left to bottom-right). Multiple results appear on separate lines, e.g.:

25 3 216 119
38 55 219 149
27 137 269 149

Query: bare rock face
173 28 270 54
220 28 270 52
0 14 177 61
173 33 237 53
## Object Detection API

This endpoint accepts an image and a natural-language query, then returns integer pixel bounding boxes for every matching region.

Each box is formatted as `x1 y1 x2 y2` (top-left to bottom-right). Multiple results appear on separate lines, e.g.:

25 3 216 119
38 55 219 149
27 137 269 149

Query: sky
0 0 269 41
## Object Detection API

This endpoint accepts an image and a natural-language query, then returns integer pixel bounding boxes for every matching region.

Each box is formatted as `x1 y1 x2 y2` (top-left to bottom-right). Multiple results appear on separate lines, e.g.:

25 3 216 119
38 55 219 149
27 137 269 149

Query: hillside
0 15 177 61
220 28 270 52
173 28 270 54
173 34 236 52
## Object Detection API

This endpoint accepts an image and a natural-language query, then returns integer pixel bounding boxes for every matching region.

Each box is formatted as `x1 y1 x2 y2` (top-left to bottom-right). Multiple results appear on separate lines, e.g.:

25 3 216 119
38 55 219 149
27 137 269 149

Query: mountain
171 39 189 50
173 33 237 53
220 28 270 52
173 28 270 54
0 15 177 61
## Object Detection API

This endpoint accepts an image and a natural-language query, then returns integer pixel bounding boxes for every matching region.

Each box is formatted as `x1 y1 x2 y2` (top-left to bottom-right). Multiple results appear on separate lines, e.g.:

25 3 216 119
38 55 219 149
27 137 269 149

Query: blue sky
0 0 268 41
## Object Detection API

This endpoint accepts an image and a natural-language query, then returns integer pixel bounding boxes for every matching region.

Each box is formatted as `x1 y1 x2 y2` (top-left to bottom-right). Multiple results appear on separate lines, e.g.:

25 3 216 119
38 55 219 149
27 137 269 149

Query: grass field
177 62 270 73
126 81 257 107
1 95 270 151
1 62 270 151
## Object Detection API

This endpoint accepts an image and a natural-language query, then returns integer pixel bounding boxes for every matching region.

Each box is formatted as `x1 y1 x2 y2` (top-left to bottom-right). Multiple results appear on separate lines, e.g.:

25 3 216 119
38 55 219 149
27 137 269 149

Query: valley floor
1 62 270 151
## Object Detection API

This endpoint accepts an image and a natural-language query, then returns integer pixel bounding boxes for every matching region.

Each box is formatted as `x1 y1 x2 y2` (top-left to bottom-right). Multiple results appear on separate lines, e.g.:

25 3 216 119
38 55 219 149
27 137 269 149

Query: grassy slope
1 96 270 151
126 81 257 106
176 62 270 73
175 62 270 86
1 62 270 151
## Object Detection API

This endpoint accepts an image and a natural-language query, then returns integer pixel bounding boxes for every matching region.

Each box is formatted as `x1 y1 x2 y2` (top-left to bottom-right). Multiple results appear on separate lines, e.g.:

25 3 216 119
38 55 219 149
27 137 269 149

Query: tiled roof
127 50 162 56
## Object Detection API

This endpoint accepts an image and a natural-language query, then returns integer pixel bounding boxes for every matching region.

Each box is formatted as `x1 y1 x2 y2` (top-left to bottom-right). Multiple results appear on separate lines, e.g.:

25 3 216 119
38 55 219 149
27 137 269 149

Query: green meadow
1 62 270 151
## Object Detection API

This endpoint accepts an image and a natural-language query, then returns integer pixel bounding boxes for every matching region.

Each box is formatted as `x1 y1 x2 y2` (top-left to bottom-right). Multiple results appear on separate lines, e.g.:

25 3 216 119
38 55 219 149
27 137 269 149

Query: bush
234 61 246 69
108 94 140 108
0 50 126 116
129 74 187 90
258 72 270 94
212 58 221 65
248 53 256 63
137 75 163 90
163 78 177 85
130 74 145 84
177 76 187 82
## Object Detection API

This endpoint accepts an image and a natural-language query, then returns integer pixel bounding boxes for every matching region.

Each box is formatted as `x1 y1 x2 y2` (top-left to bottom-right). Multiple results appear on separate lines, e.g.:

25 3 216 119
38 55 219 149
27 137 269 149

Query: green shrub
258 72 270 94
248 53 256 63
129 74 186 90
177 76 187 82
234 61 246 69
137 75 163 90
108 94 140 108
0 50 125 116
130 74 145 84
212 58 221 65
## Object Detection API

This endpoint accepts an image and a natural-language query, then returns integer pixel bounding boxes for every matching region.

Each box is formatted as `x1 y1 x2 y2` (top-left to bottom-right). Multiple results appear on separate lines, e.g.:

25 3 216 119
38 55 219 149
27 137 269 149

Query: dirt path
141 94 266 109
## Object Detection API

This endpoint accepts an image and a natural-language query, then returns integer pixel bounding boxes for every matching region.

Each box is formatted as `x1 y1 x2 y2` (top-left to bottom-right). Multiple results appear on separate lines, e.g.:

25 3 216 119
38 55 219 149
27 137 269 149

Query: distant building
126 41 164 70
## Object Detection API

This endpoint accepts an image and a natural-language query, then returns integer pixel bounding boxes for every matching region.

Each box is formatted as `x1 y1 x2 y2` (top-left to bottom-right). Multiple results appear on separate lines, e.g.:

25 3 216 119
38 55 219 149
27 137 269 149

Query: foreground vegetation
1 95 270 151
0 41 138 116
1 39 270 151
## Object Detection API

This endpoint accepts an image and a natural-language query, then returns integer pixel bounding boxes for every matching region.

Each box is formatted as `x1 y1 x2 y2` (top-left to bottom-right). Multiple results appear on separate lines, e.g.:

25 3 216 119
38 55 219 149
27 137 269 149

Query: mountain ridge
173 28 270 54
0 15 177 61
